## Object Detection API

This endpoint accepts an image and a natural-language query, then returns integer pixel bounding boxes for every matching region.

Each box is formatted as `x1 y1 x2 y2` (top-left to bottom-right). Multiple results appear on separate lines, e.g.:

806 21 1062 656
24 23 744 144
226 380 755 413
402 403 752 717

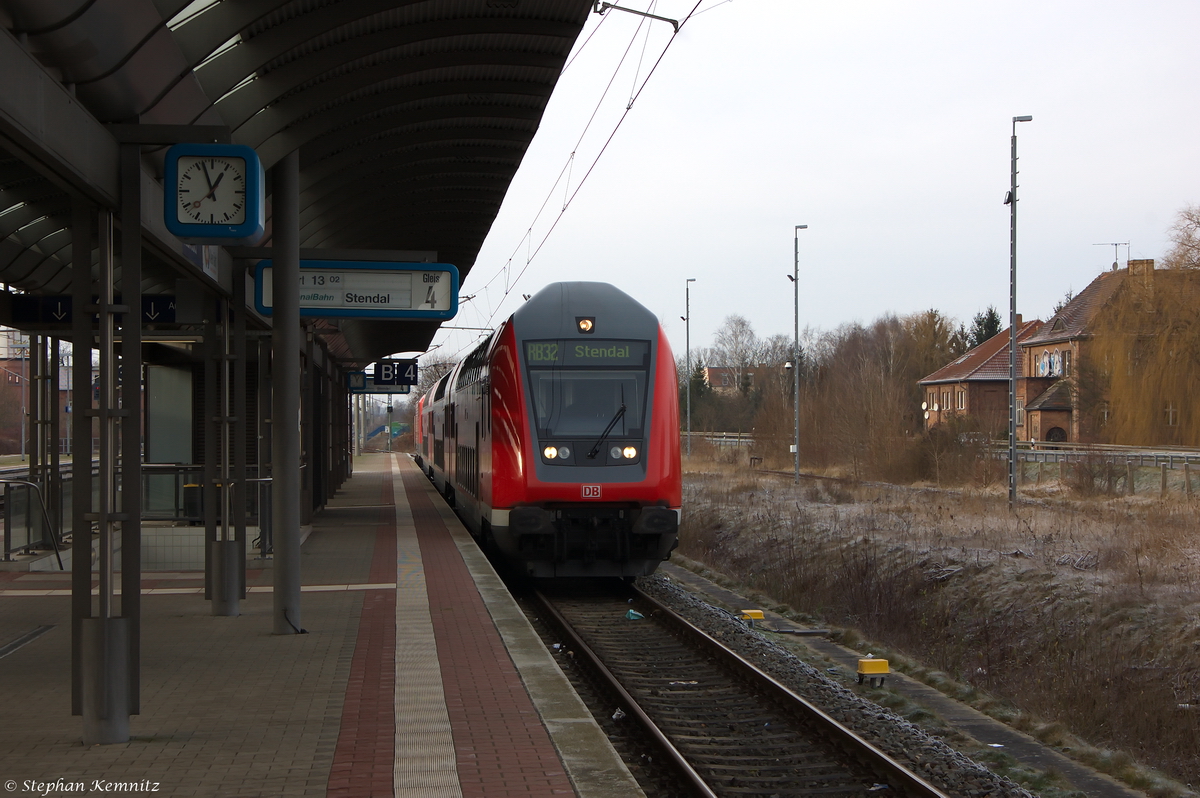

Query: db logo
582 485 602 499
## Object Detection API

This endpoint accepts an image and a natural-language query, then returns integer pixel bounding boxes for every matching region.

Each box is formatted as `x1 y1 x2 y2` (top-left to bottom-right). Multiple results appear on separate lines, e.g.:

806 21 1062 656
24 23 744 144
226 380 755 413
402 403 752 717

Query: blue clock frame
163 143 265 243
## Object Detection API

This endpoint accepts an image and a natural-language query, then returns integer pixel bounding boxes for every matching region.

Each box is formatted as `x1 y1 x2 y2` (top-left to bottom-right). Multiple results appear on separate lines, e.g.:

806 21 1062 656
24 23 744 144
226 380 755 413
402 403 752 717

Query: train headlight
557 446 571 459
622 446 638 459
609 446 621 459
543 446 558 459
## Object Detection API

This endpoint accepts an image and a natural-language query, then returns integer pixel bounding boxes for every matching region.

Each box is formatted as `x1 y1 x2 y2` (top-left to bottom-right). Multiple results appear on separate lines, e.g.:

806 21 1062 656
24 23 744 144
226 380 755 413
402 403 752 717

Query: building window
1016 399 1025 426
956 389 965 410
1165 402 1179 427
1051 349 1062 377
1063 349 1072 377
942 391 950 412
1100 402 1110 426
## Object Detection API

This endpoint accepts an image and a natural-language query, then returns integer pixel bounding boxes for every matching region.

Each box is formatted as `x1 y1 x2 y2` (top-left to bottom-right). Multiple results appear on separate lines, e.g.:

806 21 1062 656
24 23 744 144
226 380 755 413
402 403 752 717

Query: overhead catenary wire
493 0 704 307
437 0 706 357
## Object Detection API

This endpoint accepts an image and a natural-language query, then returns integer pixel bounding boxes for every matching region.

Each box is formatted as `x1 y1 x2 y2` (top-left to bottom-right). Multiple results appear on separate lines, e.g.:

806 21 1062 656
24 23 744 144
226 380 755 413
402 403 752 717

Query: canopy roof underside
0 0 592 362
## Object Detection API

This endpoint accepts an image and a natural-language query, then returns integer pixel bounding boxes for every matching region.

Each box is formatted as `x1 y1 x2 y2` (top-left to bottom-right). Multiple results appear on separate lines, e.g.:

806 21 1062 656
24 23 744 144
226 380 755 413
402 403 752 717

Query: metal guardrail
684 431 1200 467
1 462 275 563
0 479 63 568
683 431 755 448
996 443 1200 469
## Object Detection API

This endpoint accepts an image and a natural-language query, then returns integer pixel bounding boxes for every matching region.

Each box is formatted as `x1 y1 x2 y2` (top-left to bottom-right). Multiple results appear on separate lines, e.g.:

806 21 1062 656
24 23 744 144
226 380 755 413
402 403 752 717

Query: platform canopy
0 0 593 362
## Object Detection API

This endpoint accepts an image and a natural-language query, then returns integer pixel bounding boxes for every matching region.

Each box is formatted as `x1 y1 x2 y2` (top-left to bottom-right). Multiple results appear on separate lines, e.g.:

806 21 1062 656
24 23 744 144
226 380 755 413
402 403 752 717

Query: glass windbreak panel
525 339 651 438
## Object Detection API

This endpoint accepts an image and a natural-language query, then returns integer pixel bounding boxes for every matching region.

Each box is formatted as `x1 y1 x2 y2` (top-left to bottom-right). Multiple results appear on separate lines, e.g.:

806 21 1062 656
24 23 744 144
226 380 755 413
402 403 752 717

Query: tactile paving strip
392 455 464 798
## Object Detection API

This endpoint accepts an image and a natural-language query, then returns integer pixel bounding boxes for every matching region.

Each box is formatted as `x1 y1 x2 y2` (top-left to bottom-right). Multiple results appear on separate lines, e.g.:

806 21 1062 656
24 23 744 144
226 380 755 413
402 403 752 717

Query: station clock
163 143 264 243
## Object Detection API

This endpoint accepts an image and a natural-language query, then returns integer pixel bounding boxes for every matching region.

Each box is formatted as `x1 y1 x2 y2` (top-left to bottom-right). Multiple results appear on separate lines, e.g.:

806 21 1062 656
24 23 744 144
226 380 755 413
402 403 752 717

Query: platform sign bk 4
374 359 417 386
254 260 458 320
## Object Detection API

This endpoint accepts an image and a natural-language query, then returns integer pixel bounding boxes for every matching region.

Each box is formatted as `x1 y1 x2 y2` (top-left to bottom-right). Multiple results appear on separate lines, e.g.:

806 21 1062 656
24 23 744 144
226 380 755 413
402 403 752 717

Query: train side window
434 372 451 401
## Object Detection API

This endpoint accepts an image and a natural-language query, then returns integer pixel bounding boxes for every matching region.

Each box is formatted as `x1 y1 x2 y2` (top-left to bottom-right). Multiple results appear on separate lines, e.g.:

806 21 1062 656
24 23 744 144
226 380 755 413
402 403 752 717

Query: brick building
918 317 1042 434
922 259 1200 445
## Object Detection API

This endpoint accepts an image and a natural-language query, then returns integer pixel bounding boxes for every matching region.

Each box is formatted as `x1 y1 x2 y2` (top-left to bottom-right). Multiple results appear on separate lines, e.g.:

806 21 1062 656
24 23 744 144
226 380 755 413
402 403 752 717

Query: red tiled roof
1026 379 1073 411
919 319 1043 385
1024 268 1126 346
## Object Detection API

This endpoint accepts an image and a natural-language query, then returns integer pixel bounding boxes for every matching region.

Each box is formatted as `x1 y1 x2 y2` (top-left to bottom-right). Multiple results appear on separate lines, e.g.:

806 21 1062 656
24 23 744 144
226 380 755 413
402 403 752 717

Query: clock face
175 156 247 226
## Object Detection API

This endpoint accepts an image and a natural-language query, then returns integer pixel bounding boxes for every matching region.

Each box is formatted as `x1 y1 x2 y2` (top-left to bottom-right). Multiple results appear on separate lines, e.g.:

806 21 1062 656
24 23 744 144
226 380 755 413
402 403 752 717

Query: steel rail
531 589 718 798
633 586 950 798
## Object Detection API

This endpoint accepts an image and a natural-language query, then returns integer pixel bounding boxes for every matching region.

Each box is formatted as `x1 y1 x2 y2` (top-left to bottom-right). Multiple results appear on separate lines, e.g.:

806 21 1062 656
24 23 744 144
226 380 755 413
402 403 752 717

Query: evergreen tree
968 306 1002 348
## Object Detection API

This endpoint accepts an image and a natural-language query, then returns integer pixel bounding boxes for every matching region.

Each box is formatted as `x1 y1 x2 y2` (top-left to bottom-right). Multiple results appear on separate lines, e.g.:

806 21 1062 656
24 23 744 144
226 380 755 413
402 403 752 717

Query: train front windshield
524 339 651 438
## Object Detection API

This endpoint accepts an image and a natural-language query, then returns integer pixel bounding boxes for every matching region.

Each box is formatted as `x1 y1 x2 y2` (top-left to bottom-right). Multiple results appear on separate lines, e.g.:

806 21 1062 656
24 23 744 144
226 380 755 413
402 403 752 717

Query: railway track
530 582 948 798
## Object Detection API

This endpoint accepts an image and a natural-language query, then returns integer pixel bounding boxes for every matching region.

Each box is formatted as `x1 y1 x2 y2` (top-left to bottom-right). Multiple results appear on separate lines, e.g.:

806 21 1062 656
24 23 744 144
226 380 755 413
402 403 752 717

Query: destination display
525 339 650 367
254 260 458 320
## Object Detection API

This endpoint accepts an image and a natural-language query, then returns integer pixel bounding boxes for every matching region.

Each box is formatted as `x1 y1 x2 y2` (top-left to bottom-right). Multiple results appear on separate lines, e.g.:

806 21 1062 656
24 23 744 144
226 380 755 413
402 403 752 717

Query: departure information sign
525 339 650 367
254 260 458 320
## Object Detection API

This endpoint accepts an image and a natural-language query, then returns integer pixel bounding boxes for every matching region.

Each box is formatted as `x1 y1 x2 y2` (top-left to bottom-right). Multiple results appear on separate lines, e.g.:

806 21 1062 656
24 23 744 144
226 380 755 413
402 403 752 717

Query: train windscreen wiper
587 386 626 459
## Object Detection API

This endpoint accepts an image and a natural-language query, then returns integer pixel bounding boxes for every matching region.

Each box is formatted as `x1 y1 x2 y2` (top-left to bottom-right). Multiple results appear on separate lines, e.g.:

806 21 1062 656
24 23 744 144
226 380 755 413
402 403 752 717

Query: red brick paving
401 466 575 797
328 467 397 798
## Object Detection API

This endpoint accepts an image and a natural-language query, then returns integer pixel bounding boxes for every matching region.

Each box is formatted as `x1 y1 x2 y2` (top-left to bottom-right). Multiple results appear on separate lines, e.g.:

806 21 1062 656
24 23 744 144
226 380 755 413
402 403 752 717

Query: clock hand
191 172 226 209
205 171 225 200
200 161 214 191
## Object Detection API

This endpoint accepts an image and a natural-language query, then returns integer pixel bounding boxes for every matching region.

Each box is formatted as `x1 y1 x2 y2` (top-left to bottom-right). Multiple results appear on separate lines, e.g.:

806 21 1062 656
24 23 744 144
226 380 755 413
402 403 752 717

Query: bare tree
710 315 760 392
412 352 457 399
1162 204 1200 270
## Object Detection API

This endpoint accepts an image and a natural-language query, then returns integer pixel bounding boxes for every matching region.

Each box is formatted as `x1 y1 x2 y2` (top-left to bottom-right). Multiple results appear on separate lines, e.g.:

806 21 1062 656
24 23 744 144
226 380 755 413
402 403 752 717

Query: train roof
512 282 658 339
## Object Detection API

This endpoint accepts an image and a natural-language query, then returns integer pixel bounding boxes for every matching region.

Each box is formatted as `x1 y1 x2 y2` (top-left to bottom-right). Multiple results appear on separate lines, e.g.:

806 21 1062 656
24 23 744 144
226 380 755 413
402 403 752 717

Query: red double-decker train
414 282 681 578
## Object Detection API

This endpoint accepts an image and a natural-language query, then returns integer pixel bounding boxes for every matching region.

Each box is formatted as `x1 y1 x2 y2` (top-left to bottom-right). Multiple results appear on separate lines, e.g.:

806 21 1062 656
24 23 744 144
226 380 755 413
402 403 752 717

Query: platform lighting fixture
1008 115 1032 509
792 225 807 485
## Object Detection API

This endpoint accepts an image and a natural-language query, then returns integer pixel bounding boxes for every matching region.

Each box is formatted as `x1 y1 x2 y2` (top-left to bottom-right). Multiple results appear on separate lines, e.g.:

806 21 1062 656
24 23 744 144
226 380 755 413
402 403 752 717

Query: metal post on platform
70 197 94 719
258 335 273 557
80 203 131 744
203 304 218 601
272 150 303 635
49 337 61 536
210 294 240 617
233 268 247 598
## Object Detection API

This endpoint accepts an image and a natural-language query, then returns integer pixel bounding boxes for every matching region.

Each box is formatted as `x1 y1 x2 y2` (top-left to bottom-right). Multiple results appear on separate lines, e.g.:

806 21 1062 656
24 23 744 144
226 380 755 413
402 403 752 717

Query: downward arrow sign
52 302 66 320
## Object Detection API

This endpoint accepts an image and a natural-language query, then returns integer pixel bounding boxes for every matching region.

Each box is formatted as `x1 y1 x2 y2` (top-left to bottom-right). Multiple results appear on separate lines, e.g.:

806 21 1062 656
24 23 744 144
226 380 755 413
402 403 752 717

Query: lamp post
791 225 807 484
1007 115 1032 509
682 278 696 457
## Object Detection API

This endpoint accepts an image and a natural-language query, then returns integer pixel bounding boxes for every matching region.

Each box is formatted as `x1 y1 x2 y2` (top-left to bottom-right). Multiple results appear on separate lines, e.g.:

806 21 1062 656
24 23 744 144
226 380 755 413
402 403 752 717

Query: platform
0 453 641 798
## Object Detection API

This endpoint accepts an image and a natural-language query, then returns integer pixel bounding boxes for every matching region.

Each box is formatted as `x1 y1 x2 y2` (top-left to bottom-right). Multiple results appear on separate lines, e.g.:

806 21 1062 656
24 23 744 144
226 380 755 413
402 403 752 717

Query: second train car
415 281 681 577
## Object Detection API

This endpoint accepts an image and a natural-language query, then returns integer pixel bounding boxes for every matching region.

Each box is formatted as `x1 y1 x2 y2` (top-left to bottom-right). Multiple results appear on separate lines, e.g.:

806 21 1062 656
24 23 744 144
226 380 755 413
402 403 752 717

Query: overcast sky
416 0 1200 369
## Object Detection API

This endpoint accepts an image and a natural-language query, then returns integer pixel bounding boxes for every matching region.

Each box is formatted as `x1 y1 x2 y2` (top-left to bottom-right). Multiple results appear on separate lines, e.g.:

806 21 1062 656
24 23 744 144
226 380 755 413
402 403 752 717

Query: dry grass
676 461 1200 794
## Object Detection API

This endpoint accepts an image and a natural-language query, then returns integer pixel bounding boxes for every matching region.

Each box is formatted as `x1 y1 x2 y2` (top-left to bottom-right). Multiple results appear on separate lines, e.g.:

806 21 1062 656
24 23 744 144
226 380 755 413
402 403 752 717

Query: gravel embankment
638 573 1036 798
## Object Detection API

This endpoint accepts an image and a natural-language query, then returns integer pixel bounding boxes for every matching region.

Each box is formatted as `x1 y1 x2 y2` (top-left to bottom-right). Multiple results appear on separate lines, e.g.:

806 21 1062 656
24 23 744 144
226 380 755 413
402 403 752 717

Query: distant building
1019 260 1200 445
703 365 786 395
918 317 1042 434
919 260 1200 446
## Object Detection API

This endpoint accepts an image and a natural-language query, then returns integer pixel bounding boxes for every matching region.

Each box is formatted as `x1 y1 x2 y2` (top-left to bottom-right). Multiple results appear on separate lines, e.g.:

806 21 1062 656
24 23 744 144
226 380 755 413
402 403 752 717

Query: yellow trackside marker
857 655 890 687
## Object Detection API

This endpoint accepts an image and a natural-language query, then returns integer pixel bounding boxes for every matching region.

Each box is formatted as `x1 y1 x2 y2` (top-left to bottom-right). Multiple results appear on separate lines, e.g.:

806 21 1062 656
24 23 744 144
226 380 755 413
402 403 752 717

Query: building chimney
1129 258 1154 278
1015 314 1022 327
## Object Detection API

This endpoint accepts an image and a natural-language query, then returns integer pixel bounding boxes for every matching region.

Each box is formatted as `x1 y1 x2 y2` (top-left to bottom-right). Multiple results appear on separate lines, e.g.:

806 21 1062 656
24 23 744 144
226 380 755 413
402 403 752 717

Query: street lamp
1006 115 1032 508
682 278 696 457
791 225 807 485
